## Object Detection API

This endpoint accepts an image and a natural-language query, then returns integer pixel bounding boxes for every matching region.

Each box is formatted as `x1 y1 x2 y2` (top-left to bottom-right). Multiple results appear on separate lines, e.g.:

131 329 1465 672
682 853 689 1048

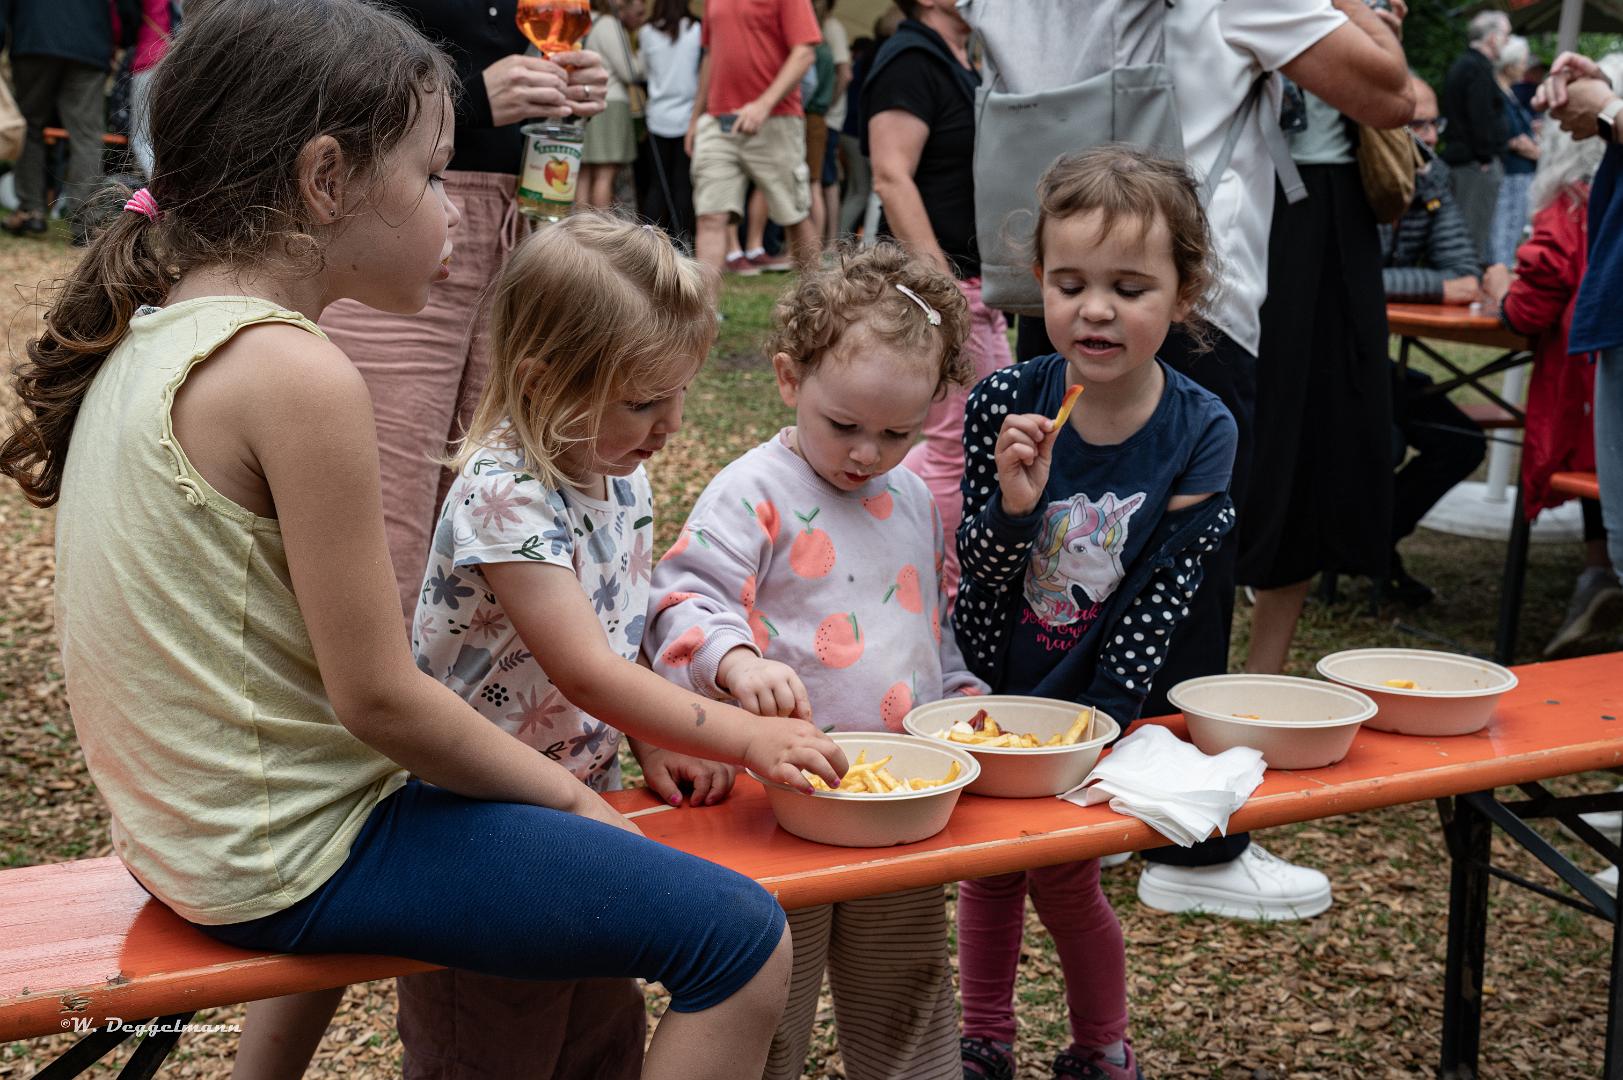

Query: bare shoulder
172 320 375 516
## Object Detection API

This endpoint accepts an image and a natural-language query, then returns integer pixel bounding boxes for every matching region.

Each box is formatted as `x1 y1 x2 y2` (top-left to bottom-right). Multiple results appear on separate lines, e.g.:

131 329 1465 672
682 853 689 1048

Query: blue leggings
193 780 786 1013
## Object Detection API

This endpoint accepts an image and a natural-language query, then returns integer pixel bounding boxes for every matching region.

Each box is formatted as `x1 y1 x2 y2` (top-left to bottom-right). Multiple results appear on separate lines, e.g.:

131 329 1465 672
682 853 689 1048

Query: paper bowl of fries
1168 674 1375 769
902 697 1119 798
745 732 979 848
1315 648 1517 736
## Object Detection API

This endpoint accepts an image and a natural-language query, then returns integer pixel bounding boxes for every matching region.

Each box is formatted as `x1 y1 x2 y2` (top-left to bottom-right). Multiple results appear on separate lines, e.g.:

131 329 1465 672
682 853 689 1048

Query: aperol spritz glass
516 0 591 57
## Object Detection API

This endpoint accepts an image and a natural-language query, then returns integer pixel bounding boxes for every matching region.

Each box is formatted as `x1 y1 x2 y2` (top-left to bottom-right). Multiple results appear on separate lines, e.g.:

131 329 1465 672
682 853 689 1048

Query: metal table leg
1439 794 1492 1079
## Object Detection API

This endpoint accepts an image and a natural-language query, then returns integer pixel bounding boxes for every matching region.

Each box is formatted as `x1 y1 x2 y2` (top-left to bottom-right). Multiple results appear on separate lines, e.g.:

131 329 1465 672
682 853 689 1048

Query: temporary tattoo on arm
691 703 707 727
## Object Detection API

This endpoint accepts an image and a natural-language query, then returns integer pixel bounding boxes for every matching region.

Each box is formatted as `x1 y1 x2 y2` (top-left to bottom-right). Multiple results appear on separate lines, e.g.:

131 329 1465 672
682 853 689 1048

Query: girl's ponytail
1 199 171 507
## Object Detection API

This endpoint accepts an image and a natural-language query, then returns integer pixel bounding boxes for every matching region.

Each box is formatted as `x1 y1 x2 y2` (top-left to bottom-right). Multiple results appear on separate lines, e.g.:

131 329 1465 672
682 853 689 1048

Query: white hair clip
894 283 941 327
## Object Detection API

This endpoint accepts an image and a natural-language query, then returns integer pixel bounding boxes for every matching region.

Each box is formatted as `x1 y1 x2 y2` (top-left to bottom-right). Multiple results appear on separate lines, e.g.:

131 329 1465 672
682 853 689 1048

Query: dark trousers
1016 317 1254 866
640 132 695 253
1392 365 1487 545
12 54 106 216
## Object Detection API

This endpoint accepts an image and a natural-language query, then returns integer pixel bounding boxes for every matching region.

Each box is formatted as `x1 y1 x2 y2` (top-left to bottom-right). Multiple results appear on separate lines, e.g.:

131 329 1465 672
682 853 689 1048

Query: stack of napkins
1059 725 1266 847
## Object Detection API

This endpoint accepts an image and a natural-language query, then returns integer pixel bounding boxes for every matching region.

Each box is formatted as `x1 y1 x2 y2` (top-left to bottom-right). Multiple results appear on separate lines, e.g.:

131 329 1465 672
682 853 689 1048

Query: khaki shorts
691 113 812 226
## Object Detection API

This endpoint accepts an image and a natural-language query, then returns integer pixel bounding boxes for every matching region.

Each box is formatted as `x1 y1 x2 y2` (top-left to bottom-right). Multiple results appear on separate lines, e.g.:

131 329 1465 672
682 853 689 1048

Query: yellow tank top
55 296 407 925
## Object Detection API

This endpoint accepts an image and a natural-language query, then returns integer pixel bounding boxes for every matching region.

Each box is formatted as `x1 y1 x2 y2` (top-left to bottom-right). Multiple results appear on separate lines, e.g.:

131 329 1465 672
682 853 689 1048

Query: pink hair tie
123 188 161 222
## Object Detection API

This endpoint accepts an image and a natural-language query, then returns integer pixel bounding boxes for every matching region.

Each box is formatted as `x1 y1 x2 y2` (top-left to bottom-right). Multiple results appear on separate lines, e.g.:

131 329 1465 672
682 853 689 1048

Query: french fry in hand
1053 383 1084 427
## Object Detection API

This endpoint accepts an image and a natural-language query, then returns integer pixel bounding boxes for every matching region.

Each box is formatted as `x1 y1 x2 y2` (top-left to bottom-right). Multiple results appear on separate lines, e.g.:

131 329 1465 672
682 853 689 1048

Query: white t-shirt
822 17 852 130
1164 0 1346 355
639 19 703 138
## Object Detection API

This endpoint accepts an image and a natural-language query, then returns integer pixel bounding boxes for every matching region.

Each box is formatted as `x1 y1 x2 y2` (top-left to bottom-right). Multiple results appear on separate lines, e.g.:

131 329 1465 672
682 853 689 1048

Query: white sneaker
1595 865 1618 898
1100 851 1132 869
1577 784 1623 844
1136 843 1333 921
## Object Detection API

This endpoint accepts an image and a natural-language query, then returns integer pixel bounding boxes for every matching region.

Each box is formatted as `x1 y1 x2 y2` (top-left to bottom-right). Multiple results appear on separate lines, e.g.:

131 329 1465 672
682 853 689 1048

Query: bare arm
481 559 845 789
868 109 949 274
686 50 712 155
1281 0 1413 129
235 331 625 828
736 43 816 133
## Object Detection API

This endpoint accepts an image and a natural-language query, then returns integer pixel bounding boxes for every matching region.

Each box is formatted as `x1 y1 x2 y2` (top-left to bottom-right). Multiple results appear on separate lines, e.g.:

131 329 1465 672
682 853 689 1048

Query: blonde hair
766 242 972 390
455 213 717 489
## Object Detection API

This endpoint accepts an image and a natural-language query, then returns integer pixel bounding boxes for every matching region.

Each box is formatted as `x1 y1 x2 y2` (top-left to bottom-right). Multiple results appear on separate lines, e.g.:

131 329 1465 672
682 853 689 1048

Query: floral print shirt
412 439 655 790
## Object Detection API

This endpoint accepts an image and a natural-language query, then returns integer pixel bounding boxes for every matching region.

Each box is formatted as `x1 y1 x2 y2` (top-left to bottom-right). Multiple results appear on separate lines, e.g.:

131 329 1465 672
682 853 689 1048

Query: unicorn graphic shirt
1024 489 1148 627
997 356 1236 694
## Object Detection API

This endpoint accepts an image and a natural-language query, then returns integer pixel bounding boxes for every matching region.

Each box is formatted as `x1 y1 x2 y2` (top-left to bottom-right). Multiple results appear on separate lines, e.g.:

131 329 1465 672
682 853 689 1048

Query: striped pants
764 886 959 1080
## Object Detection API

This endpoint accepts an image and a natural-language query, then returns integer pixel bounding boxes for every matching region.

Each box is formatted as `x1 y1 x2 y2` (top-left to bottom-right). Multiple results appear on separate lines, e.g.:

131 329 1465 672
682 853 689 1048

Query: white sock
726 249 744 261
744 246 766 259
1093 1041 1126 1067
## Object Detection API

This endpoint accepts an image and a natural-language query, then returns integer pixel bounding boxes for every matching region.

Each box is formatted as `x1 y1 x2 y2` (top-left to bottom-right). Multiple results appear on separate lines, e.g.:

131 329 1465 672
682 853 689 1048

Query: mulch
0 236 1615 1079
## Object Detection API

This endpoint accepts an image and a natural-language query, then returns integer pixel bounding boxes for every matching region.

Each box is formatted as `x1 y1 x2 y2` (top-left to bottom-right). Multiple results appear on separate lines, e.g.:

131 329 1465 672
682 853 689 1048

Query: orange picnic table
1387 301 1532 426
3 653 1620 1077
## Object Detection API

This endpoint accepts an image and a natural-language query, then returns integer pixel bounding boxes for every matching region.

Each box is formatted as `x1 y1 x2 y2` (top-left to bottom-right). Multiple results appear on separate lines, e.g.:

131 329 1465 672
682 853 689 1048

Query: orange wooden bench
1551 470 1602 502
40 127 129 149
3 653 1620 1076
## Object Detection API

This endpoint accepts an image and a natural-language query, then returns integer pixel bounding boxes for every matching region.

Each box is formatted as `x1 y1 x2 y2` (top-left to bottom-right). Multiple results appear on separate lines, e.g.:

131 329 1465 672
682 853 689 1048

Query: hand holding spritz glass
514 0 592 222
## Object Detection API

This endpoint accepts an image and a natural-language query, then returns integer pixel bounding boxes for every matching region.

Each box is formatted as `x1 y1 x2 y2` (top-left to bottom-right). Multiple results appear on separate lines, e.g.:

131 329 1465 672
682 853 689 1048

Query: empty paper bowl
745 732 979 848
903 696 1120 798
1167 674 1377 770
1315 648 1518 736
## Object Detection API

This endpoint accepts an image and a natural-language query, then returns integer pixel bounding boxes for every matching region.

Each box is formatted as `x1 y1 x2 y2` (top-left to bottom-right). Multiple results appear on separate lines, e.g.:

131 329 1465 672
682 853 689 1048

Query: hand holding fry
995 413 1059 517
745 715 847 793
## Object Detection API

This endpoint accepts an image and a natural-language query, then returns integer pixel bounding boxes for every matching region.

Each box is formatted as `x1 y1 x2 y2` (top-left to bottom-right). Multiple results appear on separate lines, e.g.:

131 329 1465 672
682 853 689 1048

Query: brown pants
318 171 524 619
765 886 959 1080
399 971 646 1080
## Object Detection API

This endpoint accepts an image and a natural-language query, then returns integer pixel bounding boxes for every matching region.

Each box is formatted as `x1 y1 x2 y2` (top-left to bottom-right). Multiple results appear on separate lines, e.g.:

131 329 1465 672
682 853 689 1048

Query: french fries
930 707 1095 749
1053 383 1084 427
804 749 963 795
1382 678 1418 689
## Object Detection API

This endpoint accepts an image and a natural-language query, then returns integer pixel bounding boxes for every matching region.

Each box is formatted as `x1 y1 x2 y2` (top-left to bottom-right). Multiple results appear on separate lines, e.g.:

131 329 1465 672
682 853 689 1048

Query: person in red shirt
684 0 822 293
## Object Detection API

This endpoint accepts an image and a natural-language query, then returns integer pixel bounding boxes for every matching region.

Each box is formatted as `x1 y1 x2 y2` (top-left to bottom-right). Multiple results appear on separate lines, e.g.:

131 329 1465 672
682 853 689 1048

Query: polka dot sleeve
1090 500 1235 711
952 364 1044 679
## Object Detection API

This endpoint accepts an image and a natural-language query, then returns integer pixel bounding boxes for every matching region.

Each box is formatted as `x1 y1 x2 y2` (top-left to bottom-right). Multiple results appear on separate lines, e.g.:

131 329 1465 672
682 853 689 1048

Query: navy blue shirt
1572 143 1623 354
1001 355 1236 694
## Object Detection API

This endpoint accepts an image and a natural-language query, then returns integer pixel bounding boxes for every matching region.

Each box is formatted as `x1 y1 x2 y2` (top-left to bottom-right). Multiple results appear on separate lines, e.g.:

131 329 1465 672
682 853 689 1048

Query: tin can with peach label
518 121 583 223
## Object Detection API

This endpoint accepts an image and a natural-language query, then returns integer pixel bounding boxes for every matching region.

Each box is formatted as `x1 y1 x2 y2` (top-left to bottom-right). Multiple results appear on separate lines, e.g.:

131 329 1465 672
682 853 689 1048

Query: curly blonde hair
454 213 717 489
766 242 972 390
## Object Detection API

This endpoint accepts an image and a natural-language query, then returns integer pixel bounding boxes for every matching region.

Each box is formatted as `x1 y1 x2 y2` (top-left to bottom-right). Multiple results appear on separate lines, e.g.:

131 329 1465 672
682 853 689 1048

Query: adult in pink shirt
129 0 176 176
684 0 822 295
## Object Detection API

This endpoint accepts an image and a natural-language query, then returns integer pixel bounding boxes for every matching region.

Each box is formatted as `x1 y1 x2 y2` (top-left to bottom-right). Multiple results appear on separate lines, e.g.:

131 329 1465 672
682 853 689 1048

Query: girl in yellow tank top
0 2 845 1077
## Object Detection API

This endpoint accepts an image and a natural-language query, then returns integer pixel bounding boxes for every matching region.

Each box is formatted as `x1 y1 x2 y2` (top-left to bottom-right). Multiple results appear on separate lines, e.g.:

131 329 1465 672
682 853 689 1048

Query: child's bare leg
231 987 346 1080
1244 579 1313 675
641 924 792 1080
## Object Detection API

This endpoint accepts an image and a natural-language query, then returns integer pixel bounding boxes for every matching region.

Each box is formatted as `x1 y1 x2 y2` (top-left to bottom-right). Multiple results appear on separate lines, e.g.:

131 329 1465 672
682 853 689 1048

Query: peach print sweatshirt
646 429 987 731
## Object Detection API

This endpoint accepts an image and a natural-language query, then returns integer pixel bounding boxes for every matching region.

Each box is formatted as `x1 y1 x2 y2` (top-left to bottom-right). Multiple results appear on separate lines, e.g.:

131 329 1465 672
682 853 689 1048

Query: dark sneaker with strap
1052 1040 1145 1080
961 1036 1015 1080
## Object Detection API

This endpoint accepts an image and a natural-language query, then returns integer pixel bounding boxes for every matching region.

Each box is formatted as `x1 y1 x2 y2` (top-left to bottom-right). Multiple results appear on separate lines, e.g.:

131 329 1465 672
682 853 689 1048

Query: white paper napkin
1059 725 1266 847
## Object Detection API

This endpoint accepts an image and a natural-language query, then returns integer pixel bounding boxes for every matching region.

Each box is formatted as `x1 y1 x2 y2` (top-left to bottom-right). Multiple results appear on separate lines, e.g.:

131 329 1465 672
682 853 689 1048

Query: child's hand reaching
995 413 1059 517
743 715 849 793
717 647 814 720
630 737 735 807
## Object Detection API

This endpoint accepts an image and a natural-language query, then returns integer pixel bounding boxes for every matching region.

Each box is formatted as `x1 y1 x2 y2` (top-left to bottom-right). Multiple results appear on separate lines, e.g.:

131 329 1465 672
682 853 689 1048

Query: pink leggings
957 858 1128 1050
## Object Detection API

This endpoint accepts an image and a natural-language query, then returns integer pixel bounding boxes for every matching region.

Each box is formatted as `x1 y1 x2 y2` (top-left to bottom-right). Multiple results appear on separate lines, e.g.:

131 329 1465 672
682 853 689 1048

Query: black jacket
1440 50 1508 166
5 0 138 69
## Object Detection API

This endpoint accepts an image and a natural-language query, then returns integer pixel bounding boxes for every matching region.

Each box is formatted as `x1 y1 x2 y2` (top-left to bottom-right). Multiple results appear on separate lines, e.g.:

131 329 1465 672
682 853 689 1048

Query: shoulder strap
1204 75 1307 209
